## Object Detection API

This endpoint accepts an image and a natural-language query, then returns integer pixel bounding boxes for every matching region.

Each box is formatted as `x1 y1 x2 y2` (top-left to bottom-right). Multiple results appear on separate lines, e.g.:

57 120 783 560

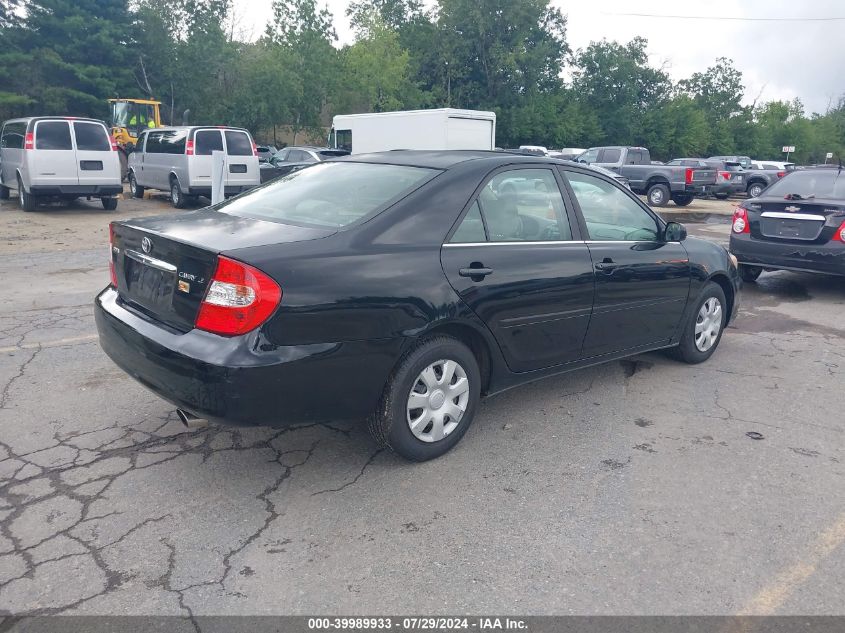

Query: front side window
194 130 224 155
35 121 73 150
73 122 111 151
144 131 164 154
224 130 252 156
218 162 438 228
600 148 621 163
335 129 352 152
475 169 571 242
578 148 599 164
566 170 660 241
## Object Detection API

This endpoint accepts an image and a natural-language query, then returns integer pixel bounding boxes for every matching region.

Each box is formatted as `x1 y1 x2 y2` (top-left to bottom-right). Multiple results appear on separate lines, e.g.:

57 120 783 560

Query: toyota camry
96 151 740 461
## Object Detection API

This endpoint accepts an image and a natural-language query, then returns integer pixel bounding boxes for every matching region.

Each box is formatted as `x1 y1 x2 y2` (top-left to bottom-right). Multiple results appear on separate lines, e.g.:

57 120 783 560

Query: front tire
739 264 762 282
714 193 729 200
747 183 764 198
17 176 36 212
129 171 144 198
670 282 727 364
369 336 481 462
170 177 187 209
647 183 670 207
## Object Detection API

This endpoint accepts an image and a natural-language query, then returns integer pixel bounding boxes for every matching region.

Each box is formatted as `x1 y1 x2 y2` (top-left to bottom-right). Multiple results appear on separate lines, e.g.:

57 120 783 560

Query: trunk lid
111 209 335 331
745 198 845 244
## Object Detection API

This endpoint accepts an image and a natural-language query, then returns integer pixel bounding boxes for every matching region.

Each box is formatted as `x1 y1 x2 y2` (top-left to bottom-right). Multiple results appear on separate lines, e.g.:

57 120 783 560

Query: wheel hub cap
406 359 470 443
694 297 723 352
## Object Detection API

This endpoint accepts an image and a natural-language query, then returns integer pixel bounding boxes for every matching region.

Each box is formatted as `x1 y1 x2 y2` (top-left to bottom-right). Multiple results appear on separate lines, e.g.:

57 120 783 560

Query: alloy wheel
406 359 470 443
694 297 723 352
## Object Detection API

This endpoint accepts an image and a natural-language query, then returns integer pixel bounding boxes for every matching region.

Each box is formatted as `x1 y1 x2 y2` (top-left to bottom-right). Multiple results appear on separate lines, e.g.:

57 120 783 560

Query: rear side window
160 130 187 155
449 201 487 243
73 122 111 151
224 130 252 156
195 130 223 155
35 121 73 150
1 121 26 149
218 162 437 228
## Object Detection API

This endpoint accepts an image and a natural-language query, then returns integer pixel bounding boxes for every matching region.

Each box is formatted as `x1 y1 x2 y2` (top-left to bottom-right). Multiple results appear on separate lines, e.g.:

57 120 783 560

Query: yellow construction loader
108 98 162 179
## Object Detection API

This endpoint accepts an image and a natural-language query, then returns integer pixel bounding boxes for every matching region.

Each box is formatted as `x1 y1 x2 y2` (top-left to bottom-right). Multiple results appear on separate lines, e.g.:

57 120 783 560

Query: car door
561 167 690 358
441 167 595 373
72 121 118 187
32 120 77 187
191 129 224 189
223 129 259 187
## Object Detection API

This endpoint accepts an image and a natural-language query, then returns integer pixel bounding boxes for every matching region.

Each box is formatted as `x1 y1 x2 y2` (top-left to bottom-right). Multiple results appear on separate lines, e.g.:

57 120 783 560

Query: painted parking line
0 333 99 354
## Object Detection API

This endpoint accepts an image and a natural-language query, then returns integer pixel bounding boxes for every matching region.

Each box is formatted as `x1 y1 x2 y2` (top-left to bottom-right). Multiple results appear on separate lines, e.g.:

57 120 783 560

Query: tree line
0 0 843 163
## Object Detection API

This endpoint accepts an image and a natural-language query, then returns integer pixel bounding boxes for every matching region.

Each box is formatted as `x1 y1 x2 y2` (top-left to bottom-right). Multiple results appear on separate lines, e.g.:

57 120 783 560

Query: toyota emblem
141 237 152 254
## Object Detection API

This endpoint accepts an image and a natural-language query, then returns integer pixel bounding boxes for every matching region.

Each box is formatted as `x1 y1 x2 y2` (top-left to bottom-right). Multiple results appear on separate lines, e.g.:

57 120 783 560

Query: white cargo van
128 126 260 208
0 117 122 211
329 109 496 154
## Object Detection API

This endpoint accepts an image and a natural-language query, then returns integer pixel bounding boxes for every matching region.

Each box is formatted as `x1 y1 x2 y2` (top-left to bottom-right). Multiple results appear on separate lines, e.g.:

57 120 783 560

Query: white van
128 126 260 208
329 109 496 155
0 117 122 211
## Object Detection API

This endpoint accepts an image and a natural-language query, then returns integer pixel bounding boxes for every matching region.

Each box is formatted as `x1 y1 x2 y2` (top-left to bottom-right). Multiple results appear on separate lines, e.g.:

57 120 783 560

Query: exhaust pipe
177 409 208 429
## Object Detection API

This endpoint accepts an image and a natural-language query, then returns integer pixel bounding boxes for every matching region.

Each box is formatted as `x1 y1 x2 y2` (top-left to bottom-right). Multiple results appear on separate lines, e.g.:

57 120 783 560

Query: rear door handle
594 259 618 272
459 267 493 278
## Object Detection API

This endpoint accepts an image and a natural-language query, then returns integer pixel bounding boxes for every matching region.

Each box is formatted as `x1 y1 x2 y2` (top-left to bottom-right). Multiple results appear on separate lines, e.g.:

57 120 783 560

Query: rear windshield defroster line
215 162 440 229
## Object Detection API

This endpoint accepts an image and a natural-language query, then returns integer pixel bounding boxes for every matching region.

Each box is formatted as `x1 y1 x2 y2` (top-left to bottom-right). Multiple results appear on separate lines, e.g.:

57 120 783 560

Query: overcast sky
231 0 845 115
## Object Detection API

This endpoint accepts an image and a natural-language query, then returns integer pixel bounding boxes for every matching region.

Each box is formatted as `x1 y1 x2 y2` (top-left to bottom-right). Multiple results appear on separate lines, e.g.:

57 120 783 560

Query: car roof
338 149 580 170
3 116 106 125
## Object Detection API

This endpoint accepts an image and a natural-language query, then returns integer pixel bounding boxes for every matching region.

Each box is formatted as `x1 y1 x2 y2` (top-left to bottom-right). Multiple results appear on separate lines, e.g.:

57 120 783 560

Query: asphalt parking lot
1 192 844 616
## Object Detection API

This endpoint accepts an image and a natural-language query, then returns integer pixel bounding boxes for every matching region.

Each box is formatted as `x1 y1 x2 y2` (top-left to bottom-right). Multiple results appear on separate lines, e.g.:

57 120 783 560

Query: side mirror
664 221 687 242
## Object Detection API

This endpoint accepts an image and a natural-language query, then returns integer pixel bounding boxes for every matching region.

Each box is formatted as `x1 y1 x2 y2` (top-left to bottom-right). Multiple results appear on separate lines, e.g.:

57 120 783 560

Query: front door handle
459 266 493 278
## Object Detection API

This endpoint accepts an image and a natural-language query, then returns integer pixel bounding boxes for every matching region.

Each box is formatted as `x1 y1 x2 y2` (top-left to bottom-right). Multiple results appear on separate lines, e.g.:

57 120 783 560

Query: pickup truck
575 146 717 207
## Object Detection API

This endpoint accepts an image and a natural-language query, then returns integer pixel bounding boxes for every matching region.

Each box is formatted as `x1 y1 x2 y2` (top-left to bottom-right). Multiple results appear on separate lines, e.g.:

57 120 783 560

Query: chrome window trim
761 212 826 221
443 240 585 247
125 250 178 273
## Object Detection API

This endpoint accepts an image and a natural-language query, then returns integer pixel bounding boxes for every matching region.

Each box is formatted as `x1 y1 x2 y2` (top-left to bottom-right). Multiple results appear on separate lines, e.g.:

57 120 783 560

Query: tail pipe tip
176 408 209 429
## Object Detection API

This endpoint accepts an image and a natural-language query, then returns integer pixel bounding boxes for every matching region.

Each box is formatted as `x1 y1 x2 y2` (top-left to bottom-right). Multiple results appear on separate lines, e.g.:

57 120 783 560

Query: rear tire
672 194 694 207
0 184 9 200
170 177 187 209
747 183 764 198
739 264 762 282
714 193 729 200
129 171 144 198
17 176 36 212
669 282 727 364
368 335 481 462
647 183 670 207
101 197 118 211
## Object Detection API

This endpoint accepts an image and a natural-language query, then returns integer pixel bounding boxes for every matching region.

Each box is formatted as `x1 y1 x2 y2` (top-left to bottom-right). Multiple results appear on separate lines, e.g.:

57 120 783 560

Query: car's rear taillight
195 256 282 336
252 142 258 157
832 220 845 243
732 206 750 234
109 135 118 151
24 132 33 150
777 171 786 178
186 140 195 156
108 224 118 287
721 171 731 180
685 168 694 185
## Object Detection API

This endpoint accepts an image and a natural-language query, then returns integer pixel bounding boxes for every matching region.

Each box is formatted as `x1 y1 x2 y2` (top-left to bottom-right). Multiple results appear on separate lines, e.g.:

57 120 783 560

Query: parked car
519 145 549 156
256 145 278 163
549 148 586 161
751 161 795 172
587 163 631 189
744 163 789 198
127 126 260 208
96 151 740 461
577 146 716 207
668 158 746 199
0 116 122 211
260 146 350 183
729 167 845 280
709 155 752 170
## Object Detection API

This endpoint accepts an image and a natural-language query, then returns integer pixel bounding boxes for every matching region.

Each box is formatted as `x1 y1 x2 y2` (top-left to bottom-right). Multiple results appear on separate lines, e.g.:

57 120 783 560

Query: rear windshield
35 121 72 150
194 130 223 155
217 162 438 228
765 170 845 199
225 130 253 156
724 163 743 171
73 122 110 151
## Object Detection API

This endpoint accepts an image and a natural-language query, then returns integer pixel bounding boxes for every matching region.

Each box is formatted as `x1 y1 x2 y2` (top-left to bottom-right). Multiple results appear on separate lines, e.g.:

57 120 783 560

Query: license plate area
80 161 103 171
229 164 247 174
760 217 823 240
124 255 176 314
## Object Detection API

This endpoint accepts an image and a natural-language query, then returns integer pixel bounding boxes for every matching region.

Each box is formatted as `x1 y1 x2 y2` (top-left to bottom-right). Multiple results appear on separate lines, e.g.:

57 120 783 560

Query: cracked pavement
1 195 844 616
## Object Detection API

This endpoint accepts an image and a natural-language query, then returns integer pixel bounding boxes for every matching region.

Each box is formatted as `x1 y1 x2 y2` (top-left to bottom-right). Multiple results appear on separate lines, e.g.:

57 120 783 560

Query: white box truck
329 109 496 154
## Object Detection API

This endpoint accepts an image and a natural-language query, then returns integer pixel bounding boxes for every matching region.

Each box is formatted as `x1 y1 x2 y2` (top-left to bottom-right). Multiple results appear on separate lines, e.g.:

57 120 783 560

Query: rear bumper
709 182 745 196
95 287 404 427
186 185 255 197
729 234 845 276
30 184 122 196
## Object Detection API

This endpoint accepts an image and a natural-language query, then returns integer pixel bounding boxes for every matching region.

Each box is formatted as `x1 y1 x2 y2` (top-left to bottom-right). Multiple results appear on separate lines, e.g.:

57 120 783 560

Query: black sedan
96 151 740 461
729 167 845 281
